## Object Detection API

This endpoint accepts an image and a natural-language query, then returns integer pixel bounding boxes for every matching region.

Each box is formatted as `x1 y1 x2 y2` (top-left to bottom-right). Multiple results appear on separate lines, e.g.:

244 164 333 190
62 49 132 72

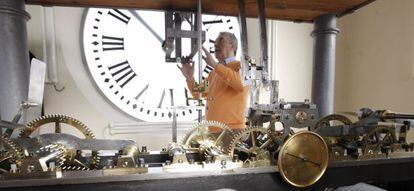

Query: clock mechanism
82 8 240 122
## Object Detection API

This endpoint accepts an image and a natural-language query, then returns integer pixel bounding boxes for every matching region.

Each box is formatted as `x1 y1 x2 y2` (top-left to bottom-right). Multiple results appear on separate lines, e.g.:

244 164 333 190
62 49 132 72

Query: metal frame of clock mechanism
81 8 240 122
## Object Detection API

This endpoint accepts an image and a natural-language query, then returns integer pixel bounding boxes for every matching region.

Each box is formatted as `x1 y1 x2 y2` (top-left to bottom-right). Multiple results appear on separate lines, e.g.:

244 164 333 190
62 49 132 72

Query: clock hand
129 10 163 44
202 19 223 25
157 89 166 108
135 83 150 100
285 152 321 168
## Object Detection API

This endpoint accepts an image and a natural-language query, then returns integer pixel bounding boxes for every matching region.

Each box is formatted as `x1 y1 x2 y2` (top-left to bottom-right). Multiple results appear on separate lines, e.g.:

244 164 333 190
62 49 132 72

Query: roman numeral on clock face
102 35 124 51
108 9 131 25
108 60 137 88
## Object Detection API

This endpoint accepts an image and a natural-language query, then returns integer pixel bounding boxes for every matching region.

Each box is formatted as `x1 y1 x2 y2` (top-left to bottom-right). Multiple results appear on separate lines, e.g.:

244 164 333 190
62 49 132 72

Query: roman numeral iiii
108 60 137 88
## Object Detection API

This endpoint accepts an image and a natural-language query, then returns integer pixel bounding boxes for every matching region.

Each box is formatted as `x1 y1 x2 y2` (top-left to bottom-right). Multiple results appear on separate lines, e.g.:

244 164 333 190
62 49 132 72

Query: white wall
335 0 414 141
25 6 313 149
335 0 414 114
272 21 313 101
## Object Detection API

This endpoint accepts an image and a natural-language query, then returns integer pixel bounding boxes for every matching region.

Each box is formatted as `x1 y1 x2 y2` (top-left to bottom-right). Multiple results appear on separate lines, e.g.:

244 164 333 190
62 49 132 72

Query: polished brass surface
278 131 329 188
102 167 148 176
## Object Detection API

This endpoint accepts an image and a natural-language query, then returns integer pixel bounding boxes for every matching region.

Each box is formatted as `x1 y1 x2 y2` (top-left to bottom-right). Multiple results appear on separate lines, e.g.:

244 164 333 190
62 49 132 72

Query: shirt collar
224 56 236 64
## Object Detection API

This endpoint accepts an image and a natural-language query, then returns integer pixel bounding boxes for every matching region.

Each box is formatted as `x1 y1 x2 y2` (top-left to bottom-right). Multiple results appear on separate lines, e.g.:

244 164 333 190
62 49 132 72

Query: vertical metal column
0 0 30 122
169 89 177 142
311 14 340 117
257 0 269 83
238 0 249 83
197 0 203 122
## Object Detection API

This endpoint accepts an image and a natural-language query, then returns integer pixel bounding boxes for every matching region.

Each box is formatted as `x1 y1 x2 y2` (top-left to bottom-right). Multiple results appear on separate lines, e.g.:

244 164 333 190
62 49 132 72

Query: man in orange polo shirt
178 32 249 149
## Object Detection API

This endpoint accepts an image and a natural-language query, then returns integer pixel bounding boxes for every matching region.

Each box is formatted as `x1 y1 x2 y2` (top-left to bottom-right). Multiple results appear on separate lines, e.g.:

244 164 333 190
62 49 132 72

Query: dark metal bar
174 13 182 61
311 14 339 117
0 0 30 122
257 0 269 83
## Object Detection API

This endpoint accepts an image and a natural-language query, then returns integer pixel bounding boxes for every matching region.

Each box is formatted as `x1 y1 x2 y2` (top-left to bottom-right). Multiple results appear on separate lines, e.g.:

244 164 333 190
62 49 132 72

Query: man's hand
177 56 195 82
202 47 218 68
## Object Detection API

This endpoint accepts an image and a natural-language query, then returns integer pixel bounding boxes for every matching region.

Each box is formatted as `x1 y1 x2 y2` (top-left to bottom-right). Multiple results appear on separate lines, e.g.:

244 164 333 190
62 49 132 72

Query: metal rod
269 80 279 104
238 0 249 84
169 89 177 142
311 14 340 117
129 10 163 43
257 0 269 83
197 0 203 123
197 0 202 84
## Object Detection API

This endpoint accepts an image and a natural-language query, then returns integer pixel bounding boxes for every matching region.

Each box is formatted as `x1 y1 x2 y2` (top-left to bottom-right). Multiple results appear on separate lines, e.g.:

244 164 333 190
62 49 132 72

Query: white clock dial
82 8 240 122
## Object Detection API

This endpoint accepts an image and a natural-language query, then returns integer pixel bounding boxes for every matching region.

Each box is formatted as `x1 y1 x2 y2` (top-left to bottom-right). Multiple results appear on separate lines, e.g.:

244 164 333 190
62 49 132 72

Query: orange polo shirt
187 61 249 133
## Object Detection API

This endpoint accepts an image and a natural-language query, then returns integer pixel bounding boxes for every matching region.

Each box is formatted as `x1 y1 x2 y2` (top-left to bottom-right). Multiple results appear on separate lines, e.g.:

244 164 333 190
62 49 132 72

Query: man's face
214 35 235 61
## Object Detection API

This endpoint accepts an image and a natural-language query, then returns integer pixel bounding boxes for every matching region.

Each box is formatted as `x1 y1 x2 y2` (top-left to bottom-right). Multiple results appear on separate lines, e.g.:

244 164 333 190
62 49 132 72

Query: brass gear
35 144 66 166
228 126 272 163
0 136 24 173
20 114 100 170
19 114 95 139
313 114 354 146
313 114 352 131
362 125 396 154
267 123 294 150
61 150 101 171
180 120 233 154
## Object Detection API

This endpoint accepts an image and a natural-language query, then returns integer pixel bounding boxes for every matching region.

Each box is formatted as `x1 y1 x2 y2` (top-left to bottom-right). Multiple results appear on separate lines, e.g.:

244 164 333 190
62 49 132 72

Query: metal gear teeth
19 114 96 139
180 120 233 145
313 114 352 131
90 151 101 170
0 136 24 162
60 150 100 171
227 126 269 156
62 164 90 171
35 143 67 169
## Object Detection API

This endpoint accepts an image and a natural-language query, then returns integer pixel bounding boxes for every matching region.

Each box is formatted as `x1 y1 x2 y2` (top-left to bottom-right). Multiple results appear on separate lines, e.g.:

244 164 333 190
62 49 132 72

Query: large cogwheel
228 126 272 163
180 120 233 154
19 114 95 139
312 114 354 146
312 114 353 132
0 136 24 173
19 114 100 170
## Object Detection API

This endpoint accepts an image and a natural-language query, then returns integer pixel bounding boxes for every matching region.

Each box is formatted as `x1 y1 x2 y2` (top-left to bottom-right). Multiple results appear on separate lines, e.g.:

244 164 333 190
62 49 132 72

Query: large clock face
82 8 240 122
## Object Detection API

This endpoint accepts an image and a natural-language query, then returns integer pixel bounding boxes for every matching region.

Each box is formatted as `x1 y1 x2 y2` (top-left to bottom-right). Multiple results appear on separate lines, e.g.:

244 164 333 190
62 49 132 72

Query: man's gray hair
218 32 238 55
